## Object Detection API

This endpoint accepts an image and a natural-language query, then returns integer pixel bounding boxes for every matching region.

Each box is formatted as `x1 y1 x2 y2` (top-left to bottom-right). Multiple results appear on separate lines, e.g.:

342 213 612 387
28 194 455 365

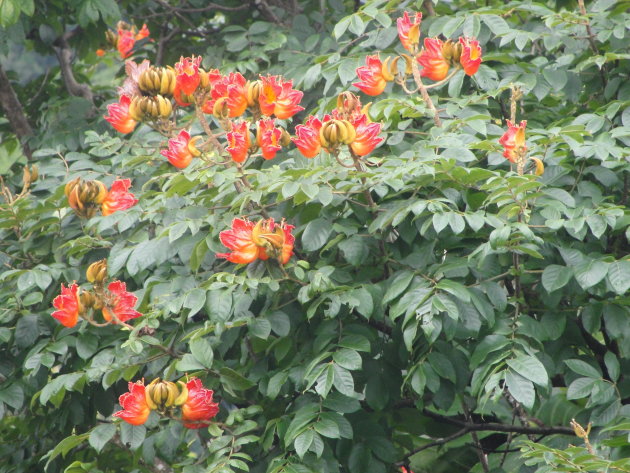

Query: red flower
349 114 383 156
96 49 106 57
459 37 482 76
397 11 422 52
499 120 527 163
400 468 415 473
203 72 248 118
117 29 136 59
51 283 81 327
175 55 202 96
354 55 388 97
259 75 305 119
104 95 137 134
181 378 219 429
226 121 251 163
114 381 151 426
101 179 138 216
102 280 142 324
257 119 282 160
135 24 150 40
292 116 323 158
161 129 201 169
217 218 259 264
417 37 450 81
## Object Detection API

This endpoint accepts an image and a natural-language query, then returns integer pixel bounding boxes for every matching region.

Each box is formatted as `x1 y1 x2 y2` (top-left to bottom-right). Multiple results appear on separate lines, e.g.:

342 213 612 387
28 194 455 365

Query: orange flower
226 121 250 163
181 378 219 429
417 37 449 81
217 218 259 264
101 179 138 216
51 283 81 327
102 281 142 324
104 95 137 134
135 24 150 40
161 129 201 169
256 119 282 160
96 48 106 57
203 72 248 118
258 75 304 119
114 381 151 426
397 11 422 52
354 55 388 96
292 116 322 158
117 29 136 59
349 114 383 156
459 37 482 76
499 120 527 163
174 55 202 96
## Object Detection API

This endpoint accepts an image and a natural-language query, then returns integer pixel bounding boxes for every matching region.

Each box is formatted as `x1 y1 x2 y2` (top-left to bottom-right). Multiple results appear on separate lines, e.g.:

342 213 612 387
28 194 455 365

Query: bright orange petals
117 29 136 59
217 218 260 264
217 218 294 265
51 283 81 327
135 24 150 40
272 219 295 265
203 72 248 117
292 116 323 158
114 381 151 426
102 280 142 324
104 95 137 134
349 114 383 157
397 11 422 52
499 120 527 163
257 119 282 160
353 55 387 96
161 129 200 169
96 48 106 57
459 37 482 76
258 75 305 119
226 121 250 163
181 378 219 429
175 55 202 96
417 37 450 81
101 179 138 216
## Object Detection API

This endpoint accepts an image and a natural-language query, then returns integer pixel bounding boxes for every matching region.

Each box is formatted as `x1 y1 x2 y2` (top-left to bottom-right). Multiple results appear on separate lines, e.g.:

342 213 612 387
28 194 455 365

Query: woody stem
350 151 376 208
410 56 442 127
423 68 460 90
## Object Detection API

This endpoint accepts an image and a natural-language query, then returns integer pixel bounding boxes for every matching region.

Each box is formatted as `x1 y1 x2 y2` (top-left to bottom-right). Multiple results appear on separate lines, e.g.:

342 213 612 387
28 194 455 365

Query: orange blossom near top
459 37 482 76
114 381 151 426
135 24 150 40
349 114 383 157
175 55 202 96
203 72 249 118
117 29 137 59
353 55 388 97
51 283 81 328
258 75 305 119
397 11 422 52
102 281 142 324
216 218 259 264
104 95 137 134
417 37 450 81
257 119 282 160
292 115 323 158
499 120 527 163
161 129 201 169
101 179 139 216
181 378 220 429
226 121 251 163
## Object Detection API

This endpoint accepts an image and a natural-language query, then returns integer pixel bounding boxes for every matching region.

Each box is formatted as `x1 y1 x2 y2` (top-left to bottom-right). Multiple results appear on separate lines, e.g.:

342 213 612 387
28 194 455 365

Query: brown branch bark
53 28 94 106
156 26 182 66
0 64 33 160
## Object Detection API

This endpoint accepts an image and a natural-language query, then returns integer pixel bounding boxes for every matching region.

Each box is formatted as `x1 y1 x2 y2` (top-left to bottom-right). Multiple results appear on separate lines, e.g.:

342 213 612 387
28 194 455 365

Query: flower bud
138 66 176 97
280 128 292 147
336 92 361 117
79 290 96 311
319 119 356 149
86 259 108 285
212 96 230 119
246 80 262 108
105 30 118 47
66 178 108 219
441 39 463 63
144 378 189 411
129 95 173 121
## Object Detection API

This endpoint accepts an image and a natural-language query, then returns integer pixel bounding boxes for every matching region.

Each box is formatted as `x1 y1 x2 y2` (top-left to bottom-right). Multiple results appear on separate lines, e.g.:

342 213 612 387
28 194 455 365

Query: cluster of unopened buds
354 11 482 96
97 21 150 59
114 377 219 429
51 259 142 328
65 177 138 218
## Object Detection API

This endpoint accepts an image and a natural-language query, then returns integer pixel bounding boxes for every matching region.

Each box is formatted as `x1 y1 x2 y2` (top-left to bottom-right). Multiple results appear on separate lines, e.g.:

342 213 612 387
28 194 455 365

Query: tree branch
53 28 94 106
0 64 33 160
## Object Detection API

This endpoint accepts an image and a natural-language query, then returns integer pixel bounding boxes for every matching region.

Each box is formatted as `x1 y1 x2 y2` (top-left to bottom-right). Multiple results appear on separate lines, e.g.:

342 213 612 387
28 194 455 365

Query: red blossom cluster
99 22 150 59
65 177 138 219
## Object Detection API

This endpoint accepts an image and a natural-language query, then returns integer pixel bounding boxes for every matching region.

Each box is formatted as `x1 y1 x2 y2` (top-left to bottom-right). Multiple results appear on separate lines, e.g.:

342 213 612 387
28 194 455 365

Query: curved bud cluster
86 259 108 285
138 66 177 97
65 177 108 219
128 95 173 121
145 379 189 410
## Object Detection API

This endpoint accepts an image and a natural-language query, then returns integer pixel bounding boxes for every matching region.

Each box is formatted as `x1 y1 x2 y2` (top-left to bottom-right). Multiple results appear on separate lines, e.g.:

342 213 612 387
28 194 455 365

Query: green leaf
189 338 214 369
607 261 630 295
333 364 355 396
567 377 596 400
427 352 456 383
220 367 256 391
507 354 548 387
436 279 470 302
301 218 332 251
564 359 601 379
505 370 535 409
89 423 116 453
44 434 90 468
541 265 573 292
120 423 145 451
294 429 314 458
314 418 340 439
249 318 272 339
0 0 20 27
333 349 362 371
604 352 620 382
383 271 414 304
574 260 609 290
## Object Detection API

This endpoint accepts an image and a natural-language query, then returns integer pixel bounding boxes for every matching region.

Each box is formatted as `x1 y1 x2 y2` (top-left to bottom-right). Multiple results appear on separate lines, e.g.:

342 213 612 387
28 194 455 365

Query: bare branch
53 28 94 106
0 64 33 160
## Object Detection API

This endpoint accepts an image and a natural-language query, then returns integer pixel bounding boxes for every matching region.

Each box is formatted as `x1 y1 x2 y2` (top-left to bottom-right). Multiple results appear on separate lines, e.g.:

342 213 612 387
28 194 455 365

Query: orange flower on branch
114 380 151 426
101 179 138 216
417 37 450 81
459 37 482 76
203 72 248 118
135 24 150 40
257 119 282 160
353 55 389 97
102 281 142 324
226 121 251 163
161 129 201 169
499 120 527 163
181 378 219 429
174 55 202 96
292 116 323 158
104 95 137 134
258 75 305 119
117 29 136 59
51 283 81 328
397 11 422 52
349 114 383 156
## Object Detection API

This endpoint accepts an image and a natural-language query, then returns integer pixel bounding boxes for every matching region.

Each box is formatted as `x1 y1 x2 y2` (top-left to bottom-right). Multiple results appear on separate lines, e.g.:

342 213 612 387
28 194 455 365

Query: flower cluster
217 217 295 265
101 21 150 59
292 92 383 158
65 178 138 219
114 377 219 429
51 259 142 328
353 11 483 96
498 119 544 175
